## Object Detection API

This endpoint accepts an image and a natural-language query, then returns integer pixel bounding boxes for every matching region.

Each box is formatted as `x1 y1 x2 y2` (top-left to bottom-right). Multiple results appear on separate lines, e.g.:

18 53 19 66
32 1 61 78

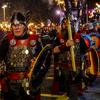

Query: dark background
0 0 99 23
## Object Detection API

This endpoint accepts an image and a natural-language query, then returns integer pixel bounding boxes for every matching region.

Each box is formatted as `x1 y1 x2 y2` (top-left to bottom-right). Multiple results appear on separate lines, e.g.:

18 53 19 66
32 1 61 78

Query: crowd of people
0 11 99 100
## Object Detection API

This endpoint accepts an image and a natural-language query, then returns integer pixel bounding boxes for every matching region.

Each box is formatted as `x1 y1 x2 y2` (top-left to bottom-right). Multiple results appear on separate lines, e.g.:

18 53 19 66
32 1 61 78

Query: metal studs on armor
30 40 36 46
10 39 16 46
32 46 36 54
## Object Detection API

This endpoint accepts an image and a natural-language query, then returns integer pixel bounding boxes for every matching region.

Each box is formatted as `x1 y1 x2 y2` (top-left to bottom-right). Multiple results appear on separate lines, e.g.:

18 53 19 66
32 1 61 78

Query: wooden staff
67 17 76 71
64 0 76 71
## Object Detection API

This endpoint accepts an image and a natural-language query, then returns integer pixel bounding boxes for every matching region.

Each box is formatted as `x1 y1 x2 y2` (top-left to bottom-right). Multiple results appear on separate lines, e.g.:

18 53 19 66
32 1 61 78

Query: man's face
11 23 25 37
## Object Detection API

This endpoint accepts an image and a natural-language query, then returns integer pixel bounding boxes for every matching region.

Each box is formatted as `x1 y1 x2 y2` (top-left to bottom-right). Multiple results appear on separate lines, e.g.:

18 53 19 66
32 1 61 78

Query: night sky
0 0 53 22
0 0 99 23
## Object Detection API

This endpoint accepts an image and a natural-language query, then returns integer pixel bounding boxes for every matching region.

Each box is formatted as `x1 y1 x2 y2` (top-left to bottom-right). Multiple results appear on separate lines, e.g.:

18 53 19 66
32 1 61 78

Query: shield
28 44 52 87
82 48 99 82
80 33 100 54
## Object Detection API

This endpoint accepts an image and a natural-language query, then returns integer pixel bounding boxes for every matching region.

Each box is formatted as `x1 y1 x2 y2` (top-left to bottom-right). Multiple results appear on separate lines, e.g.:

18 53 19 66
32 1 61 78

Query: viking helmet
10 12 26 25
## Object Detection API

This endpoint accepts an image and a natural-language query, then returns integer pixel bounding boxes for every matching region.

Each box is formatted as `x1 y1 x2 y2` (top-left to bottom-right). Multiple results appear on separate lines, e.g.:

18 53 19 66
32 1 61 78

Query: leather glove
53 46 60 53
66 39 74 47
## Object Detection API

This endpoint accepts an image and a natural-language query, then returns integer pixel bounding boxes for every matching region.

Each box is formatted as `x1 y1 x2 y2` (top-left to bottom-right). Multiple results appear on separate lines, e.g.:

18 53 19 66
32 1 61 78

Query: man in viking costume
0 12 42 100
52 18 79 100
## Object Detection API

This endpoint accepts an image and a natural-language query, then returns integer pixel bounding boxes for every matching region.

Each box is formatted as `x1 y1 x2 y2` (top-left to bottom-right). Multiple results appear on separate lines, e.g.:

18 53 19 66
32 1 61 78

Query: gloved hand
53 46 60 53
66 39 74 47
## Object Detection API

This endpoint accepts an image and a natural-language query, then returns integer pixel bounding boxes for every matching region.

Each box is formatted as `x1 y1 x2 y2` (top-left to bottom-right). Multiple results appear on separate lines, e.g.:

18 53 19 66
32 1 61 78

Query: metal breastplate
6 39 36 72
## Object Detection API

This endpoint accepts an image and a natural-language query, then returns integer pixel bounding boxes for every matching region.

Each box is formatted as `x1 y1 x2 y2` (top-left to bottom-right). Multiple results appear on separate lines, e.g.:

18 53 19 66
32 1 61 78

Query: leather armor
4 32 41 95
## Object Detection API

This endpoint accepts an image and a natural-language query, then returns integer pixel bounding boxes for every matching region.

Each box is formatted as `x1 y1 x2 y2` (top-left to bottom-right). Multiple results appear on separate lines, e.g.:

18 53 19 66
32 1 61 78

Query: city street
79 76 100 100
41 66 100 100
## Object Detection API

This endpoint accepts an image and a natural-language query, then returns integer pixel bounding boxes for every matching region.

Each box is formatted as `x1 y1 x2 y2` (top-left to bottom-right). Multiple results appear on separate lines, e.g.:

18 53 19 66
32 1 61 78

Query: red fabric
52 81 60 94
7 72 28 80
29 34 39 41
77 83 84 96
7 32 39 47
0 78 7 92
34 92 41 100
58 32 64 40
74 31 82 40
7 32 14 40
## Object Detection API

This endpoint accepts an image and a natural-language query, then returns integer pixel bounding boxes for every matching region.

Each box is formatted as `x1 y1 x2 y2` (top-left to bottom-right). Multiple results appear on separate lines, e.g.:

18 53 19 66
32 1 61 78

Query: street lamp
2 4 7 21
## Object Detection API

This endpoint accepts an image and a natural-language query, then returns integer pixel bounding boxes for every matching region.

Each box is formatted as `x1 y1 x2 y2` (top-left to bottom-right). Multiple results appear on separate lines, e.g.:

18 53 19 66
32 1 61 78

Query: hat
10 12 26 25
